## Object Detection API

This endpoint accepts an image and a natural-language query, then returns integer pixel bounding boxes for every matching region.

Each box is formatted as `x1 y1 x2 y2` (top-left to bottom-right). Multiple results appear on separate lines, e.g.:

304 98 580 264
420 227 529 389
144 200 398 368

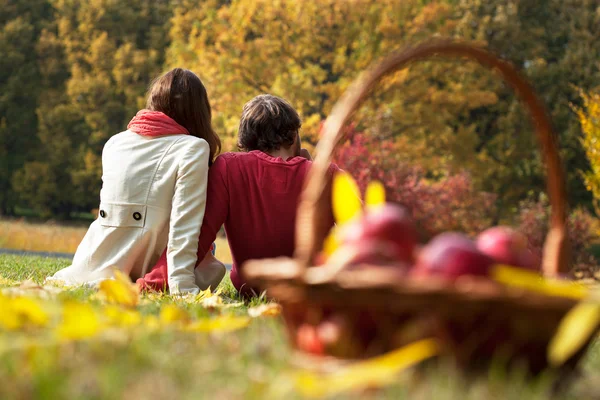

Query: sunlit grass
0 219 233 263
0 254 599 399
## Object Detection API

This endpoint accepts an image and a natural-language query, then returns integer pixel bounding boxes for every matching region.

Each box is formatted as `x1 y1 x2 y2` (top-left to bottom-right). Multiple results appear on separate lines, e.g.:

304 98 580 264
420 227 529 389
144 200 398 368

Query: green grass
0 254 71 282
0 254 599 399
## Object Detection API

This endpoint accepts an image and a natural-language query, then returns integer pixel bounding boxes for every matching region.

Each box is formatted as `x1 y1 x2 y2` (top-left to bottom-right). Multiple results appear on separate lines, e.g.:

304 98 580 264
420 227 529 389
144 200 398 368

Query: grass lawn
0 254 599 399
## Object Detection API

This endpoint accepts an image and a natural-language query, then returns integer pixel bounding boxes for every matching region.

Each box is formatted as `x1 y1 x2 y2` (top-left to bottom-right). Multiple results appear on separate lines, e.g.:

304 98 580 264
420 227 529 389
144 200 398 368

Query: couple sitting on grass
50 68 337 296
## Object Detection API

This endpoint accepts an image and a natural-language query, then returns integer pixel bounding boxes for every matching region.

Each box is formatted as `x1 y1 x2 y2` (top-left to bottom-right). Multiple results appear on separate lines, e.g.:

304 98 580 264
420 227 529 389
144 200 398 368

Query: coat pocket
97 203 148 228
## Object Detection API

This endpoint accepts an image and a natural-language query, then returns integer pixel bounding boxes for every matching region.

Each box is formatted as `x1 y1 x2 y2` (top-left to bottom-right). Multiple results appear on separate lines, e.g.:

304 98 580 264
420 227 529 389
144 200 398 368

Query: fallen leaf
200 294 223 309
0 294 49 330
548 302 600 366
98 270 139 307
185 315 251 333
159 304 190 325
248 303 282 318
56 302 101 340
10 296 49 328
0 294 20 330
294 338 439 398
104 305 142 327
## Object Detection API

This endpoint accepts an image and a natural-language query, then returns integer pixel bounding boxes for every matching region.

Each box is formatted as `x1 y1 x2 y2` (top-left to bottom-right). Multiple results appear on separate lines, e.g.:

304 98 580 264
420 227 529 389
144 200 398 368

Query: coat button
133 212 142 221
99 210 106 218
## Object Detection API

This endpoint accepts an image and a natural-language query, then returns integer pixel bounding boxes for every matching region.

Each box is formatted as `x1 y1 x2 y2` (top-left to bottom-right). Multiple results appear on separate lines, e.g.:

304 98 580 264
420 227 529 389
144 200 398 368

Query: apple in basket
327 239 412 271
476 226 540 271
339 204 419 263
316 314 363 358
296 323 324 355
413 232 494 279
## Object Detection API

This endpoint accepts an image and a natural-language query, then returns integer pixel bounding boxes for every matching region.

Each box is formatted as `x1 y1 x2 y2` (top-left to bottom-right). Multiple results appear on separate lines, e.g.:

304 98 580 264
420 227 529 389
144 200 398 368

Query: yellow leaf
548 302 600 367
200 294 224 309
0 294 49 330
104 305 142 327
332 172 362 224
491 265 588 300
98 270 139 307
0 294 19 330
143 315 161 332
196 287 214 300
248 303 282 318
56 302 101 341
365 180 386 210
322 228 340 257
185 315 251 333
295 338 440 398
10 297 49 328
159 304 190 325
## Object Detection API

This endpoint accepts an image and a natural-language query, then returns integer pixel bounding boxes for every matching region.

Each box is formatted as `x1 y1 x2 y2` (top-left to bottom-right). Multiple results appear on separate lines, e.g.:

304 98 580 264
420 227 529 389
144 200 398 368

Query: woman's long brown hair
146 68 221 164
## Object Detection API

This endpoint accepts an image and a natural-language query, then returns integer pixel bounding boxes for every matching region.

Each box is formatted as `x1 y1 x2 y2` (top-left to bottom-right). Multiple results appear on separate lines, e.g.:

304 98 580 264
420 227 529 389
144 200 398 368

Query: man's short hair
237 94 301 152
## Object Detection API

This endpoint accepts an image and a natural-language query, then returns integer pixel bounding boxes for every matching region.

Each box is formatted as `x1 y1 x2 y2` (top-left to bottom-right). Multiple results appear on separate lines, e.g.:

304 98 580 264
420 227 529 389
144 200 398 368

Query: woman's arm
166 138 210 294
138 155 230 292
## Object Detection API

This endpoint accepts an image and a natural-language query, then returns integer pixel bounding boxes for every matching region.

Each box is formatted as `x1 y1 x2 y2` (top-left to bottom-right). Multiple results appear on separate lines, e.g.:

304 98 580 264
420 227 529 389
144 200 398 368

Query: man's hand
299 148 313 161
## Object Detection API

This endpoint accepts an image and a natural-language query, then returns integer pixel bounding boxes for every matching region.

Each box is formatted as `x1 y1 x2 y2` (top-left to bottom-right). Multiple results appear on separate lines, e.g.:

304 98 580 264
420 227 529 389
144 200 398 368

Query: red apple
296 323 324 355
476 226 540 271
414 232 493 279
316 314 361 358
339 204 418 263
346 240 411 269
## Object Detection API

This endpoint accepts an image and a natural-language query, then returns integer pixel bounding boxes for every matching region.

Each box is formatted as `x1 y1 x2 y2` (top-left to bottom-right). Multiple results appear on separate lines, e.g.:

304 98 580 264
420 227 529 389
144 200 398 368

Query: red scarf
127 109 189 137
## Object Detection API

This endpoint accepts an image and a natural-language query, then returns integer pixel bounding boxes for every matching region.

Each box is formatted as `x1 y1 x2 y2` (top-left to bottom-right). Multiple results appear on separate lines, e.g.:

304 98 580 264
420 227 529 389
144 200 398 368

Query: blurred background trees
1 0 600 253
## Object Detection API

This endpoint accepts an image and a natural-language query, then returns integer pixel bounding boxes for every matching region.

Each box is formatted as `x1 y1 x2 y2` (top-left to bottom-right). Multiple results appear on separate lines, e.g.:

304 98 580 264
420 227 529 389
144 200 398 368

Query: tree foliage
1 0 600 221
578 91 600 213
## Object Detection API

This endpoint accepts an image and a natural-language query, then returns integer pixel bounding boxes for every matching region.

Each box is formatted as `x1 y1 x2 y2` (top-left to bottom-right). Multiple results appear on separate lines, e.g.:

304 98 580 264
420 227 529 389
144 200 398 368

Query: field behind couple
0 219 233 264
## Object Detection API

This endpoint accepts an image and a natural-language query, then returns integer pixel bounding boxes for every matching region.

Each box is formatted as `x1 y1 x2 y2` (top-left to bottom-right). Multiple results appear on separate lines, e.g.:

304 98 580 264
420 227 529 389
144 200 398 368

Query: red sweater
139 150 336 295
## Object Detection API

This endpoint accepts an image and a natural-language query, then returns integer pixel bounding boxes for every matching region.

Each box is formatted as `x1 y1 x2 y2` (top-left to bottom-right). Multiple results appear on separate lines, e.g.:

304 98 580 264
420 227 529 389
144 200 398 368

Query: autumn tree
578 91 600 213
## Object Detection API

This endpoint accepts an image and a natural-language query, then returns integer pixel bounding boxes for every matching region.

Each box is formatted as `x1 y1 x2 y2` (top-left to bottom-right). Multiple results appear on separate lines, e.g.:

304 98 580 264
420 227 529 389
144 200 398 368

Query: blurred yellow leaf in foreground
99 270 139 307
332 172 362 225
322 228 340 258
365 180 386 210
295 338 439 397
0 294 49 330
56 302 101 340
548 302 600 367
491 265 588 299
160 304 190 325
104 305 142 327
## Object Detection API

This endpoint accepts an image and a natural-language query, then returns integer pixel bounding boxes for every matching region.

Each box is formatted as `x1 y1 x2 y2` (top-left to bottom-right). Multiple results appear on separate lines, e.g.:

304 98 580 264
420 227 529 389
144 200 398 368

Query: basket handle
294 40 570 277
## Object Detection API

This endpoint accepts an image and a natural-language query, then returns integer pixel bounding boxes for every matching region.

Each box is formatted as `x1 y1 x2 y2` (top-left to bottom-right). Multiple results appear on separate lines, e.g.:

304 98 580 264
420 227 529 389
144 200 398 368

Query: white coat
49 130 209 294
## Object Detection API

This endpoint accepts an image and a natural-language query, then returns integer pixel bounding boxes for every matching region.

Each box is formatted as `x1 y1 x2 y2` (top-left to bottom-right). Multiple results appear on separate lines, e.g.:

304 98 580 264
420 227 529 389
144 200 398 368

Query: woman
49 68 224 294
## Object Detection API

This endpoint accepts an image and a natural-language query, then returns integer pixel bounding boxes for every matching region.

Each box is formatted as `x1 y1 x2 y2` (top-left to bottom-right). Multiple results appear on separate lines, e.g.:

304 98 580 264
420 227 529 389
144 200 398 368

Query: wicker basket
243 40 591 377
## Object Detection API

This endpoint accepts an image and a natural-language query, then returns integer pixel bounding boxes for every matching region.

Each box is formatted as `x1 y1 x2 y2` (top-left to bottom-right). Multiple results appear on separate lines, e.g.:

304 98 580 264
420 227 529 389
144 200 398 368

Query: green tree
0 0 52 214
451 0 600 211
12 0 174 218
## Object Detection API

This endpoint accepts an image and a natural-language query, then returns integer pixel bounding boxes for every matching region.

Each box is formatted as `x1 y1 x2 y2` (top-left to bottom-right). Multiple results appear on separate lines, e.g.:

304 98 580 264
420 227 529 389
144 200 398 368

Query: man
138 94 336 296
